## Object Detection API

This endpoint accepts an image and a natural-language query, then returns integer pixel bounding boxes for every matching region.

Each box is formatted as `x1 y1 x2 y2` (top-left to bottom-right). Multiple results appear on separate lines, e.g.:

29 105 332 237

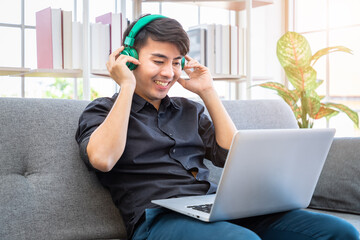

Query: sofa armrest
310 137 360 214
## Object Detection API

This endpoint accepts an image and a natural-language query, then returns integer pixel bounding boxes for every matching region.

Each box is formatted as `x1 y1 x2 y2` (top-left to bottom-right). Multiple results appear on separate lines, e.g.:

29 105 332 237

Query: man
76 15 358 240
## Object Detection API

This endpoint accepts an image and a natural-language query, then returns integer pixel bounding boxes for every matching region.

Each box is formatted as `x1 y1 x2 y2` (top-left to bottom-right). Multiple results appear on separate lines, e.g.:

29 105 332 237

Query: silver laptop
152 128 335 222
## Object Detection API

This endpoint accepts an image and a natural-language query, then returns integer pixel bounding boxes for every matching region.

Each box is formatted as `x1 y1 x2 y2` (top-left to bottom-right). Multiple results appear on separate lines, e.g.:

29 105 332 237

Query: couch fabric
309 137 360 214
0 97 359 239
0 98 125 239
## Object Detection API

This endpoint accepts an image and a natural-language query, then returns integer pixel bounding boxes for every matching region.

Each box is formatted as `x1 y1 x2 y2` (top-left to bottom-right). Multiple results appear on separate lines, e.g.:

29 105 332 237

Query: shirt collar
132 93 180 113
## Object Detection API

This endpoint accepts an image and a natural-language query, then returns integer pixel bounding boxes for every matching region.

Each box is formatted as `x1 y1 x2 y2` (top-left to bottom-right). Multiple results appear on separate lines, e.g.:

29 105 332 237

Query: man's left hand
177 55 215 98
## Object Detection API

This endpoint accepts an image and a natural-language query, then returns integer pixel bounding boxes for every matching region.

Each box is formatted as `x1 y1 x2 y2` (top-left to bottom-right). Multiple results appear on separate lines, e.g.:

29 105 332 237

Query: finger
184 55 193 61
183 68 193 76
117 55 141 66
111 46 125 57
108 46 125 65
184 61 202 70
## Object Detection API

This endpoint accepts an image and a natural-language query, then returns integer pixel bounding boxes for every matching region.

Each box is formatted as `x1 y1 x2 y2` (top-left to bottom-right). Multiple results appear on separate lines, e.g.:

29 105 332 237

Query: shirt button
172 149 176 153
169 133 173 137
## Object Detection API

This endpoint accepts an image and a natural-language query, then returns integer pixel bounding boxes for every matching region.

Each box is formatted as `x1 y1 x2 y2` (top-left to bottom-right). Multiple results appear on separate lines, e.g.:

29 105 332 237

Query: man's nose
160 63 175 79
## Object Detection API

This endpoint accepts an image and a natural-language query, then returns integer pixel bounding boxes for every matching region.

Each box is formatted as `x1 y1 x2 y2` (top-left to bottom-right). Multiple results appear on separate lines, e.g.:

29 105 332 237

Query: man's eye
154 61 163 64
173 62 181 66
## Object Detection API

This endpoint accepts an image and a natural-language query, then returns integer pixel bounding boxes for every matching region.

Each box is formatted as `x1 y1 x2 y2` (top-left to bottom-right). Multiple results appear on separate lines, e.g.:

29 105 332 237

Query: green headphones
120 14 186 70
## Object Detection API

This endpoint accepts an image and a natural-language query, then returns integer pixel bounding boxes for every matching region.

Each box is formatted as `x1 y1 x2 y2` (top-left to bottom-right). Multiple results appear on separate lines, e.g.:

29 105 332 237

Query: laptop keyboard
187 204 213 213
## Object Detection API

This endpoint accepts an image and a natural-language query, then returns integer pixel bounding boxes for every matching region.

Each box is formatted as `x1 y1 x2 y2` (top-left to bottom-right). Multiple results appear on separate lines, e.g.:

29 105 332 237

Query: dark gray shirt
75 92 228 238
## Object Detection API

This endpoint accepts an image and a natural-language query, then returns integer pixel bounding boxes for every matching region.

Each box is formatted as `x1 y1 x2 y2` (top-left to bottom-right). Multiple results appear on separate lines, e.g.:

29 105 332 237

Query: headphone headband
121 14 185 70
124 14 167 47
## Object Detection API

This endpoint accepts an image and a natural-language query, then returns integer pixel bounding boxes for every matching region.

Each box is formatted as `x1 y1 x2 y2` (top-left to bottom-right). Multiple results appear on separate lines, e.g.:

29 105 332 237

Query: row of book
187 24 239 76
36 7 82 70
36 7 239 75
35 7 127 71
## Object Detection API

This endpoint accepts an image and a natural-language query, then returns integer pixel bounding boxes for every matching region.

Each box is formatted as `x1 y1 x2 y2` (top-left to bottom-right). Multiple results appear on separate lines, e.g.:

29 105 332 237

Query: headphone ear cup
181 57 185 70
120 47 139 70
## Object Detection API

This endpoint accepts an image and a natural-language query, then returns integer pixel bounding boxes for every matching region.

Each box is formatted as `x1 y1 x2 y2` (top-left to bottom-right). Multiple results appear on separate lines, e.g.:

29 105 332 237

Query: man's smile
154 80 171 87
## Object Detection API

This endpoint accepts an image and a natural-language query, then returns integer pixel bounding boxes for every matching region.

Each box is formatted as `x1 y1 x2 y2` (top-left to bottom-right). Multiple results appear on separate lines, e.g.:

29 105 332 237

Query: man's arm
177 56 236 150
86 47 140 172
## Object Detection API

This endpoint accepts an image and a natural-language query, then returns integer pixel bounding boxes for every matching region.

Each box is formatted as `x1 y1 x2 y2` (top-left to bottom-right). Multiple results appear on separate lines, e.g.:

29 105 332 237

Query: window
290 0 360 137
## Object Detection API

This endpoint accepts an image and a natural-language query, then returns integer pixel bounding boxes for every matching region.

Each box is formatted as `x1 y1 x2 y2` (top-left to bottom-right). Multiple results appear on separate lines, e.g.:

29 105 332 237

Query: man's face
132 38 183 108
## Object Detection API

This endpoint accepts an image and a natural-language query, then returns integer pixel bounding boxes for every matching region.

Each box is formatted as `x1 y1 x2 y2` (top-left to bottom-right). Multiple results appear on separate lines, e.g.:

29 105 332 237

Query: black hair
122 14 190 56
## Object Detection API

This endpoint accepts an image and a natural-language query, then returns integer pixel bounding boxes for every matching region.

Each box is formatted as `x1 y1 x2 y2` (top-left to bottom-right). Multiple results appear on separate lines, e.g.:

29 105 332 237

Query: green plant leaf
311 46 353 66
277 32 312 68
284 65 317 91
256 82 302 119
313 105 339 120
302 90 321 118
326 103 359 127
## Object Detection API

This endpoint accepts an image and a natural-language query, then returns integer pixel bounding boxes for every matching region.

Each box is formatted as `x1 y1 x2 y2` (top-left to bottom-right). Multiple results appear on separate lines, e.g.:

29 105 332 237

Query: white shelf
140 0 273 11
16 69 83 78
0 67 30 76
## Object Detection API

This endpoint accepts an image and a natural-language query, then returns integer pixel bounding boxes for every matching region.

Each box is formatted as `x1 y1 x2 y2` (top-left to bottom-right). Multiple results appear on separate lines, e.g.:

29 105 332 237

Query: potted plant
257 31 359 128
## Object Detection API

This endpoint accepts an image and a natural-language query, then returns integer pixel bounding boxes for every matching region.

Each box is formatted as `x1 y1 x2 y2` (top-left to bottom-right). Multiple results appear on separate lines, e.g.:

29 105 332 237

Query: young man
75 15 358 240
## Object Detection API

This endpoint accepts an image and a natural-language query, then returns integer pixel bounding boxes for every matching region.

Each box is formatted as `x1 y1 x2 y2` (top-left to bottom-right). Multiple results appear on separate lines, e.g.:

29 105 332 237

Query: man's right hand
106 46 140 89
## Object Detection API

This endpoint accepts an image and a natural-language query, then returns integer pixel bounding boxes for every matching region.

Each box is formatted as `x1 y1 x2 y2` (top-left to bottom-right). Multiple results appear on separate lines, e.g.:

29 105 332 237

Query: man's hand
106 46 140 89
178 55 236 150
177 55 215 98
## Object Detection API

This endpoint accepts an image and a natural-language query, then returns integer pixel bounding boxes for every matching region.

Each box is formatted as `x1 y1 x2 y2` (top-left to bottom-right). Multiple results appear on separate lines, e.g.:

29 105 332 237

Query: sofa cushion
0 98 126 239
310 137 360 215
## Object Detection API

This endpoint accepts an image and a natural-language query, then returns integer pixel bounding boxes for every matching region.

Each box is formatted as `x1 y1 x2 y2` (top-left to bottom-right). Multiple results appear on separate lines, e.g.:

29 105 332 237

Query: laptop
152 128 335 222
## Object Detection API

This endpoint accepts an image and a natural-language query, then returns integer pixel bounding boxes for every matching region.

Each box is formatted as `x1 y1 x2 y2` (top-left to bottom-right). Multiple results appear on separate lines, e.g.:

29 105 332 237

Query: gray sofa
1 97 359 239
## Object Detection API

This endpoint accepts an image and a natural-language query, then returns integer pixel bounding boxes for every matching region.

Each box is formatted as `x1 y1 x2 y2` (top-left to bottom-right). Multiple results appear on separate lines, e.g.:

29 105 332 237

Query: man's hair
122 14 190 56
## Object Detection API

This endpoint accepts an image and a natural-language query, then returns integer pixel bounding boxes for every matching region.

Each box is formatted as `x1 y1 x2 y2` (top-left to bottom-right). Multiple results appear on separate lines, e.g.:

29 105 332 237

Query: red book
36 7 63 69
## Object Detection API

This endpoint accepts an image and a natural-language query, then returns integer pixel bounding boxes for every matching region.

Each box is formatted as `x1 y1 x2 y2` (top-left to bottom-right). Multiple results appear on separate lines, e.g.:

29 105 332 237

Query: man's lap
132 208 359 240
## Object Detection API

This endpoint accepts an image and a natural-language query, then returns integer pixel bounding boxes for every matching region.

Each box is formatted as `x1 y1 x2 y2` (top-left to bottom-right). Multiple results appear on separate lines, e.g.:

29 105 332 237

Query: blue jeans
132 208 359 240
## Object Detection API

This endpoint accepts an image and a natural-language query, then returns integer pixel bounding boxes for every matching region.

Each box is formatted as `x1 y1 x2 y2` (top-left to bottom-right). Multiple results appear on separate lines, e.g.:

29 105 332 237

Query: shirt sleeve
197 104 229 168
75 97 115 170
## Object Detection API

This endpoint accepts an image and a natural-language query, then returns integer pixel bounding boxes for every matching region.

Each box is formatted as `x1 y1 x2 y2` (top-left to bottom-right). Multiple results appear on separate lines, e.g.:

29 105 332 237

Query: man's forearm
199 88 237 149
87 84 135 172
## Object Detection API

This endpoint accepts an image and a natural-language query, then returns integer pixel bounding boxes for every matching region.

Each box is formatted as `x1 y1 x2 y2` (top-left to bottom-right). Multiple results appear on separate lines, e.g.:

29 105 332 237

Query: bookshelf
133 0 274 99
0 67 30 76
18 69 83 78
0 0 272 100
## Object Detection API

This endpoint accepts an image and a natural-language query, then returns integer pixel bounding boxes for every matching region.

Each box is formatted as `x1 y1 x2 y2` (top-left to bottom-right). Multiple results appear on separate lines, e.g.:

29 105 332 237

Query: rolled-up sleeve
197 106 229 168
75 97 115 170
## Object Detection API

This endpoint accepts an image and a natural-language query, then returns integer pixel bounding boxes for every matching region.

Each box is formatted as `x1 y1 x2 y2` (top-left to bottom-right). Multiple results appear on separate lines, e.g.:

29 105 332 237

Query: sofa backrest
0 98 126 239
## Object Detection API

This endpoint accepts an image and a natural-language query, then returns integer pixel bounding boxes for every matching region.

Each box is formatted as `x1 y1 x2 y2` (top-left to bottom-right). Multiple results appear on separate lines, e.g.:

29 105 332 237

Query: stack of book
35 7 128 72
187 24 239 76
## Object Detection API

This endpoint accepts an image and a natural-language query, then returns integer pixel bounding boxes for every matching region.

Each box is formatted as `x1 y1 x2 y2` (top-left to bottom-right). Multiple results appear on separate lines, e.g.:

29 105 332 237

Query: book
230 25 239 75
187 28 206 66
205 24 216 75
189 24 216 74
72 21 83 69
215 24 222 74
121 13 128 43
62 10 72 69
36 7 63 69
90 23 102 70
221 25 230 75
99 23 110 70
96 12 121 54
